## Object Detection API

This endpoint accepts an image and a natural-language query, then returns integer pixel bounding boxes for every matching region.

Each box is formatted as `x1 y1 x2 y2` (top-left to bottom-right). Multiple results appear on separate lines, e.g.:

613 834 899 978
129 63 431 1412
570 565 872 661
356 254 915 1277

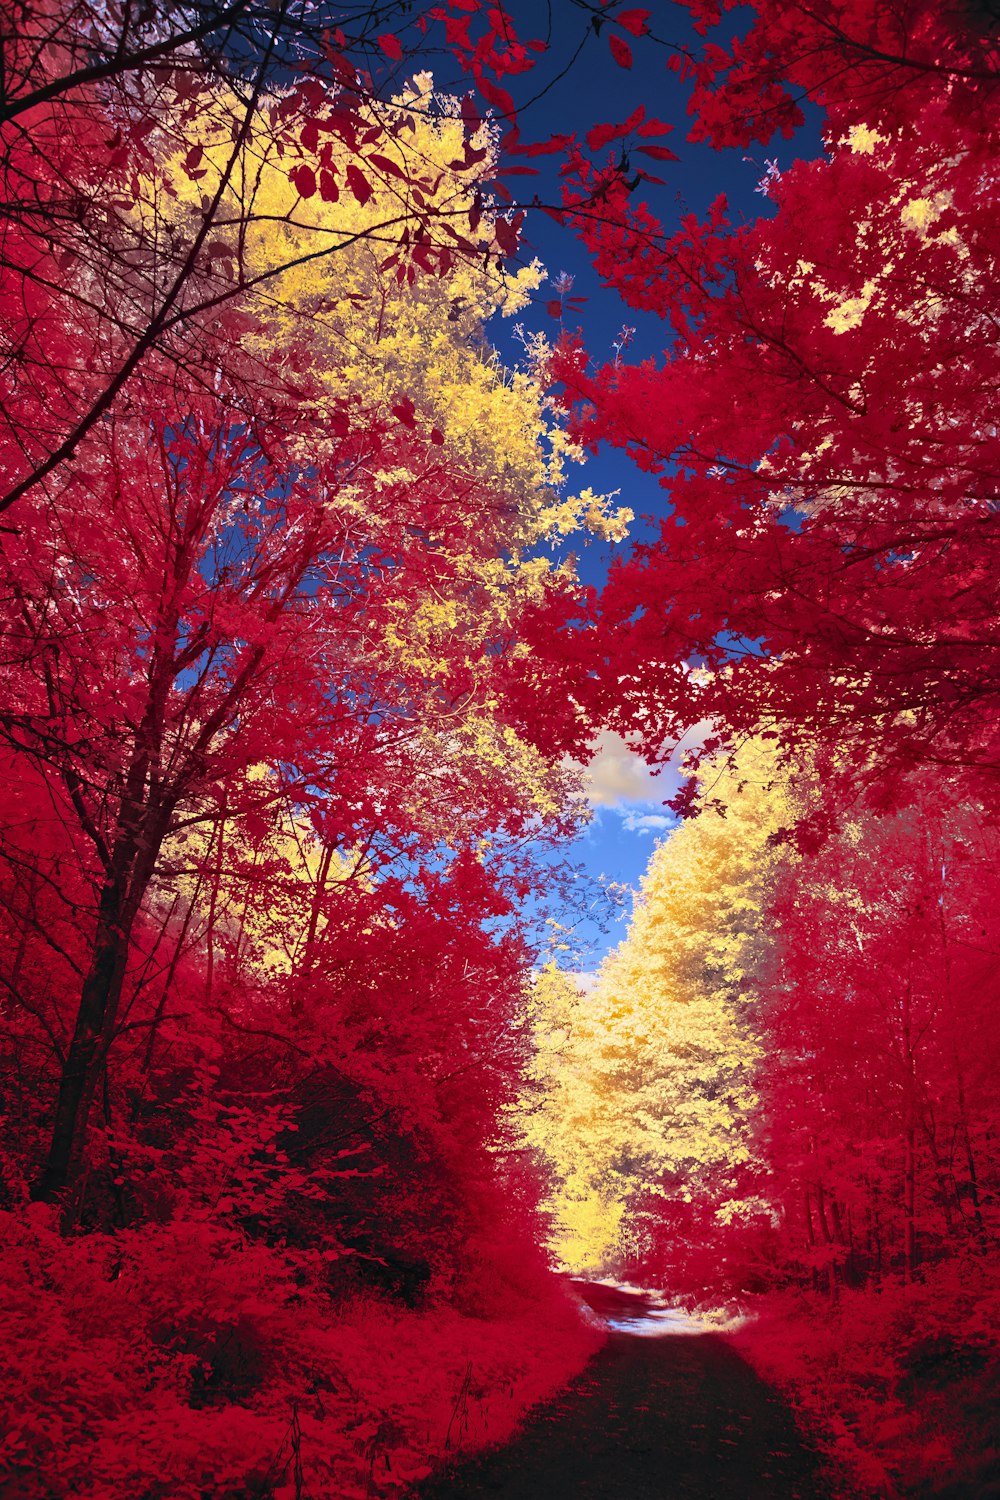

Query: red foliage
549 3 1000 811
536 12 1000 1485
677 0 1000 147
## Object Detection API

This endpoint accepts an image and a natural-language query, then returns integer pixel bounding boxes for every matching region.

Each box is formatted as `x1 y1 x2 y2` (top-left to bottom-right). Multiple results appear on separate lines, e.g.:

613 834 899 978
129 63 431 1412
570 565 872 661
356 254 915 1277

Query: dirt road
414 1285 839 1499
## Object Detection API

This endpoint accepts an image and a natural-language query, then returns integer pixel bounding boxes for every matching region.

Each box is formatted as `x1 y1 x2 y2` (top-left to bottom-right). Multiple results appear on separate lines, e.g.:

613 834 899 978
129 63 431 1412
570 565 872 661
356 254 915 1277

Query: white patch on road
588 1280 746 1337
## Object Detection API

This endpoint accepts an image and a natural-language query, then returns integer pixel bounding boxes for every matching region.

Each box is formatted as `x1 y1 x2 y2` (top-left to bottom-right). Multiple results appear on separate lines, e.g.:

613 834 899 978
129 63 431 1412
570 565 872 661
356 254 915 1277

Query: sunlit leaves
527 743 793 1276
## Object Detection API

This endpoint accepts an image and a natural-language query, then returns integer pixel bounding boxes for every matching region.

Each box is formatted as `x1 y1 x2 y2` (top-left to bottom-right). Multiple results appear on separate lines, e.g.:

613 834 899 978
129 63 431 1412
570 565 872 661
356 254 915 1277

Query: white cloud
568 723 715 836
567 970 598 995
572 730 671 807
622 812 674 835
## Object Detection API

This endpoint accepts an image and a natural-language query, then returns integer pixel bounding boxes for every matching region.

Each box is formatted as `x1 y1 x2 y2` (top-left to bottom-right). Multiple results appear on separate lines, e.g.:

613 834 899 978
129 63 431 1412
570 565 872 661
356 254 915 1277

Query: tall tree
526 743 794 1278
0 72 619 1214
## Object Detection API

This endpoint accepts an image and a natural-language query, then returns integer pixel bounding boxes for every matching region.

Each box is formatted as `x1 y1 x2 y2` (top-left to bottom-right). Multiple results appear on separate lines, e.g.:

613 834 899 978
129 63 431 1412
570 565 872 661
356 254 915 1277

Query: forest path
414 1284 836 1499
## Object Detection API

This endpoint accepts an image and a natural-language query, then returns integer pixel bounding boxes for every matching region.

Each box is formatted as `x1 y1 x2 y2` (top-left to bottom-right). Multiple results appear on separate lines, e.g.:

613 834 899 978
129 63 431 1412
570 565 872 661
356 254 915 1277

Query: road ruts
414 1313 840 1499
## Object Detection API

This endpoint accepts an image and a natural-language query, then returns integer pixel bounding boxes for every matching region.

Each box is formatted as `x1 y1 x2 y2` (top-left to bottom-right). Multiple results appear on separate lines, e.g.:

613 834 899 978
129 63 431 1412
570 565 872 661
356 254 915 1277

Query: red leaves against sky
378 32 404 60
676 0 1000 146
616 9 652 37
550 4 1000 807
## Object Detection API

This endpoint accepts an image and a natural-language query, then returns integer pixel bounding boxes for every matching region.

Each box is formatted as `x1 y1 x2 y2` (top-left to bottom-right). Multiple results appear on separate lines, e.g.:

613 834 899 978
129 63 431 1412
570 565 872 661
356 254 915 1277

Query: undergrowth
732 1257 1000 1499
0 1206 601 1499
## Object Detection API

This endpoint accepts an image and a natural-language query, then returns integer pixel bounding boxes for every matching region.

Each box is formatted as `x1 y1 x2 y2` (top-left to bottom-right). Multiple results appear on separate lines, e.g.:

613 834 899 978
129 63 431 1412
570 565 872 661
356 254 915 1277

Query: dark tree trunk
34 869 135 1212
33 792 172 1221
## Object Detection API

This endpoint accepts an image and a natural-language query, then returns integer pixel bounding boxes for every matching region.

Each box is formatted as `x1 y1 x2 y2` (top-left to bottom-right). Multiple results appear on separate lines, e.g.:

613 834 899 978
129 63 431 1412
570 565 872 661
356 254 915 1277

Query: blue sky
479 3 822 970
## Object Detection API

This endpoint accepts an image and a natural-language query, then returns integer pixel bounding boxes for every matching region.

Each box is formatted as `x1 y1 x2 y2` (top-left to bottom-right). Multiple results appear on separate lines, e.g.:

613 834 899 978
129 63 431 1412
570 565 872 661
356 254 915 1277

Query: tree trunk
803 1188 819 1292
815 1181 838 1300
962 1122 986 1242
33 794 171 1220
903 1125 917 1282
34 869 136 1212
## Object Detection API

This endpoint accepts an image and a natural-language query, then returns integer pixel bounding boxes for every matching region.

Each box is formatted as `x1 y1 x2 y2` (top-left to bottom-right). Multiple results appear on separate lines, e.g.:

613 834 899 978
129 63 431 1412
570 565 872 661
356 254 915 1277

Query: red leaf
615 7 651 36
637 117 674 137
319 169 339 202
637 144 680 161
547 300 563 317
609 34 633 68
478 76 515 118
329 51 357 86
586 123 615 152
346 164 372 204
378 32 403 59
392 395 417 428
430 427 445 445
367 151 405 178
449 145 488 170
494 212 522 257
587 106 644 151
514 132 575 157
290 165 316 198
446 14 473 48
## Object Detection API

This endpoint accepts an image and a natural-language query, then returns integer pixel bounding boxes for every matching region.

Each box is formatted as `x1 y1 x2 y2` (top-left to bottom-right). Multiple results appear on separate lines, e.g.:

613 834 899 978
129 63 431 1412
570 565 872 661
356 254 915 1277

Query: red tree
549 0 1000 813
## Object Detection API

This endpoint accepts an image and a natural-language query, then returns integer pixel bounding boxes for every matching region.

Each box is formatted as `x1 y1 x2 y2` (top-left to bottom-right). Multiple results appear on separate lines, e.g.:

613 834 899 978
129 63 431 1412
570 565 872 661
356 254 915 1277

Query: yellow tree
160 71 627 843
526 742 797 1278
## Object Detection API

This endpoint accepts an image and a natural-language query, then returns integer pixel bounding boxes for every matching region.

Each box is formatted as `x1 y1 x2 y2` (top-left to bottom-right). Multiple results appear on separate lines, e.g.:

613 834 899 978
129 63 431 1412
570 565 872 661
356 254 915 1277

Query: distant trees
526 744 793 1277
529 750 1000 1297
760 782 1000 1289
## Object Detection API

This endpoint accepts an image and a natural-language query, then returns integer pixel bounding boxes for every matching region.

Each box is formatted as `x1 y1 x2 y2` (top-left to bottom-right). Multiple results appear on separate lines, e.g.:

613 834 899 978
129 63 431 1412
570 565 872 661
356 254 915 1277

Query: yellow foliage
139 76 628 830
160 769 370 981
843 124 886 156
149 74 626 557
823 278 880 334
523 742 798 1275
